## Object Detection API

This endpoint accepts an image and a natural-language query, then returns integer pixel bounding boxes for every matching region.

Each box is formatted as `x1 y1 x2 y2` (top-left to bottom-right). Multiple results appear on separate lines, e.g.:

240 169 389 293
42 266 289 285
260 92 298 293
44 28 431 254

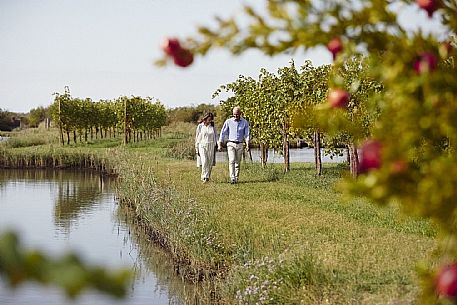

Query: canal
0 169 198 305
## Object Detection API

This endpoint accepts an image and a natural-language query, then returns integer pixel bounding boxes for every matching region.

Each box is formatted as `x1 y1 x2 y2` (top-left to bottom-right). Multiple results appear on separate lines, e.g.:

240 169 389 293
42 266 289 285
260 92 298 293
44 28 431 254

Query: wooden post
314 131 322 176
58 98 64 145
349 142 359 178
124 98 127 145
263 143 269 167
283 121 290 172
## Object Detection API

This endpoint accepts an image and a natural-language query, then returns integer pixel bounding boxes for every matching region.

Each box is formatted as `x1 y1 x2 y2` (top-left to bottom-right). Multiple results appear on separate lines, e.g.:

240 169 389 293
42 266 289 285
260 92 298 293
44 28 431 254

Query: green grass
114 150 436 305
0 127 438 304
1 127 60 148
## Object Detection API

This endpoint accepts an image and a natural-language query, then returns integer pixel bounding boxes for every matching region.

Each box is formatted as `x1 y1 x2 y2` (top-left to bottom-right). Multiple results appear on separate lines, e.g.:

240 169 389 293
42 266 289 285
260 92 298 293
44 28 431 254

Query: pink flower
358 139 382 173
436 264 457 298
161 37 182 57
161 37 194 68
416 0 440 18
327 37 343 60
328 88 350 108
414 52 438 74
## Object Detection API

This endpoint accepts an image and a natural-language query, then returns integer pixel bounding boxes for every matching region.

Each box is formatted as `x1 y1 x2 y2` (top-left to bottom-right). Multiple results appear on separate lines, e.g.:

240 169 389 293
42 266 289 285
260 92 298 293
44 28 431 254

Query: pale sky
0 0 446 113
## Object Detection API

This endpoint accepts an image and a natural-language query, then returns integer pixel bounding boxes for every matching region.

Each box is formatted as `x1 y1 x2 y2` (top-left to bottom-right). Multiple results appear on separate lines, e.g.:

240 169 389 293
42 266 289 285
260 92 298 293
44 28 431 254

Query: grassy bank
1 128 437 304
119 157 435 305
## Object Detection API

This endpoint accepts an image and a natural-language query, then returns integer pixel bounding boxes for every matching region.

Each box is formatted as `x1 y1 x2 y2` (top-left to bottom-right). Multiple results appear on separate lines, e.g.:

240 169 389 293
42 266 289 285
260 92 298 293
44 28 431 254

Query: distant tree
167 106 195 124
0 109 17 131
166 103 218 125
27 106 49 128
194 103 217 122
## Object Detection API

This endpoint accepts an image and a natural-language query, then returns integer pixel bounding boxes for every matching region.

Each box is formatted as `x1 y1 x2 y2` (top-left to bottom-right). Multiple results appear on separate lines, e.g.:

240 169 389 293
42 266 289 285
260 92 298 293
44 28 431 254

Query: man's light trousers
226 142 244 182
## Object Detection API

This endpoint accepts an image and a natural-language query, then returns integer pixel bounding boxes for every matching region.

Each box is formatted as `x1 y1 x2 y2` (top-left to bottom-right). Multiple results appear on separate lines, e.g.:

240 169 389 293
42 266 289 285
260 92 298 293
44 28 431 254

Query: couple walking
195 106 250 184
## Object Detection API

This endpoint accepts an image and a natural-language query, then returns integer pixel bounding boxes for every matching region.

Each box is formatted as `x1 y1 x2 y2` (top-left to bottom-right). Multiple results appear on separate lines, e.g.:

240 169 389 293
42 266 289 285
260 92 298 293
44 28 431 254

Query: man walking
218 106 250 184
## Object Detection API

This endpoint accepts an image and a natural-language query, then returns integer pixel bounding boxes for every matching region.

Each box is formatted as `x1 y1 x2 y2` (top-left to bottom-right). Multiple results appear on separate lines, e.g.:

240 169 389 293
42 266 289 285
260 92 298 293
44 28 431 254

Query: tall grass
113 151 228 283
0 146 117 175
162 121 197 139
1 127 60 148
165 137 196 160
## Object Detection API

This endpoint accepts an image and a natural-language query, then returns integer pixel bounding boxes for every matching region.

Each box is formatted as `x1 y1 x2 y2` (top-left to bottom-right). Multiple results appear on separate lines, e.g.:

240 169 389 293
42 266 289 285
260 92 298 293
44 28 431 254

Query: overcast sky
0 0 446 113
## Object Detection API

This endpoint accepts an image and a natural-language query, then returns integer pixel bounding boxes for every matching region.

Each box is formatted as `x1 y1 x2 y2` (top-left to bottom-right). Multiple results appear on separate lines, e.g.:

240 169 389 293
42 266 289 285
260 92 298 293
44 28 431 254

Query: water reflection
53 173 109 233
0 169 111 234
0 169 202 305
216 147 347 164
116 206 215 305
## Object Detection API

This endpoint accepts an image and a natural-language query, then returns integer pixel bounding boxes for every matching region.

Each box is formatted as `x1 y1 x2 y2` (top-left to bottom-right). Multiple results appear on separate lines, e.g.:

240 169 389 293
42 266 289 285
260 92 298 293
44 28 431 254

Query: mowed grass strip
150 156 436 304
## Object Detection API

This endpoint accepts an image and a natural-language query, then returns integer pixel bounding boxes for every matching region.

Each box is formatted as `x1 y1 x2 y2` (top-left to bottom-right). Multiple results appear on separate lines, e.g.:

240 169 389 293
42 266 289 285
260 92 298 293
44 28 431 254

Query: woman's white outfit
195 123 203 167
195 124 217 181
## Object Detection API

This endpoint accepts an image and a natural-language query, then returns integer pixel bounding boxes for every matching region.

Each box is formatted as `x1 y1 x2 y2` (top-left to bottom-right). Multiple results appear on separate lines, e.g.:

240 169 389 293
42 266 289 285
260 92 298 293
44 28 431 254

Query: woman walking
195 112 217 183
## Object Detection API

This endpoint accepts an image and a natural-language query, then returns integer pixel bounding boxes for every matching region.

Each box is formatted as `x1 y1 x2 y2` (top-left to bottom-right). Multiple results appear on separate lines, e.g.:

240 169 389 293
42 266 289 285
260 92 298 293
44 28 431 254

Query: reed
0 146 117 175
1 127 60 148
113 151 226 283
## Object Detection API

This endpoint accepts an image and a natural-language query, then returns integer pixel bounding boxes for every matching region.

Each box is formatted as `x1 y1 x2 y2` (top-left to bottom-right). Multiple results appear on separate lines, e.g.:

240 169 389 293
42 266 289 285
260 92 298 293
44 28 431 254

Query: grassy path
0 139 437 304
136 152 436 304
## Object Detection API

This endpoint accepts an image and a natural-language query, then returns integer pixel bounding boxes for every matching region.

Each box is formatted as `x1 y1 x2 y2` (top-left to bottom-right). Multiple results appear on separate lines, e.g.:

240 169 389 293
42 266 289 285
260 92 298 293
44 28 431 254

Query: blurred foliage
0 231 131 299
172 0 457 303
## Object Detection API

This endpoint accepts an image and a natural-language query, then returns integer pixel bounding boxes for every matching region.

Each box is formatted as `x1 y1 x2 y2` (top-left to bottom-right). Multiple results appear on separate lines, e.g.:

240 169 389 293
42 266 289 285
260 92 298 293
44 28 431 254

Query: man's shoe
230 179 236 184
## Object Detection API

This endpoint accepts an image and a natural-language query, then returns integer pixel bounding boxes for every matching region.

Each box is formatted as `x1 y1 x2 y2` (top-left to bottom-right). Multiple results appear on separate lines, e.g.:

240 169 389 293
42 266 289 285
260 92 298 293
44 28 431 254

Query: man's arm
218 120 228 150
244 120 250 151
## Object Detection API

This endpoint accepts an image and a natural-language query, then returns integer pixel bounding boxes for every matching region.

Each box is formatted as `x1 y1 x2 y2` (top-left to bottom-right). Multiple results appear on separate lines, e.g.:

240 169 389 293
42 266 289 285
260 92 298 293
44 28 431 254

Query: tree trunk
124 99 128 145
314 131 322 176
73 131 77 144
58 100 64 145
282 123 290 173
60 126 64 145
260 143 269 168
283 140 290 172
346 146 351 164
348 143 359 178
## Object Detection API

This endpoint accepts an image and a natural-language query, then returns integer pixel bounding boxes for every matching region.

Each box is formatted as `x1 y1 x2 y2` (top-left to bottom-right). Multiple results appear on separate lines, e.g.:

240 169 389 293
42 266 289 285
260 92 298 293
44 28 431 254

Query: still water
0 170 196 305
216 147 347 163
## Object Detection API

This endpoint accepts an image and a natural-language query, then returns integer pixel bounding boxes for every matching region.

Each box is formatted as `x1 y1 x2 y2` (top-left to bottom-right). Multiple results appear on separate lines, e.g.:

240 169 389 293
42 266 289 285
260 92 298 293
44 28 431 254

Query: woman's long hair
199 112 214 126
